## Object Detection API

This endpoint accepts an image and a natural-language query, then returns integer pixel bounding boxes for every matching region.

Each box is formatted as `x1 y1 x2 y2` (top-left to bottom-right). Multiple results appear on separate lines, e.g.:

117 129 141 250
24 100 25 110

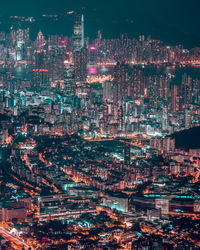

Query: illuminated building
35 31 45 50
9 28 30 46
32 50 49 87
102 194 128 212
180 73 192 108
171 84 179 113
73 13 87 82
48 46 66 82
124 144 131 165
48 35 65 47
150 137 175 153
10 28 30 61
194 199 200 212
102 103 109 134
192 79 200 105
64 60 75 103
159 75 170 100
2 206 27 222
73 13 84 52
74 47 88 82
103 81 113 101
185 108 191 129
162 106 168 131
147 208 161 220
155 197 171 215
163 137 175 153
130 67 145 99
89 45 97 64
113 62 128 102
117 104 124 131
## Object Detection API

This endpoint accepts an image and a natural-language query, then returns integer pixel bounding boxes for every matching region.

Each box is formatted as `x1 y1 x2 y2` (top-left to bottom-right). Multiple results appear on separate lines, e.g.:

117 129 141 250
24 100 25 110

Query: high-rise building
10 28 30 61
113 62 129 102
180 73 192 108
48 46 66 83
103 81 113 101
64 60 75 103
88 45 97 64
159 75 170 100
130 67 145 99
73 13 84 52
162 106 168 131
32 50 48 87
192 79 200 105
73 13 87 82
185 108 191 129
35 31 45 50
124 144 131 165
74 47 88 82
171 84 180 113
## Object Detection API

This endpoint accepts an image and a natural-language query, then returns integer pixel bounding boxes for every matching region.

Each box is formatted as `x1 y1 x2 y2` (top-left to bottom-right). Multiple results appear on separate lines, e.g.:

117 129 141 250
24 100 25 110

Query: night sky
1 0 200 48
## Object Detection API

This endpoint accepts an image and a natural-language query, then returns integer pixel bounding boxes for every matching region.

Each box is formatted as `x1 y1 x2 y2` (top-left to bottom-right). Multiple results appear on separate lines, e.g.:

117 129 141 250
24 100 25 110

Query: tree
11 218 18 225
96 211 111 225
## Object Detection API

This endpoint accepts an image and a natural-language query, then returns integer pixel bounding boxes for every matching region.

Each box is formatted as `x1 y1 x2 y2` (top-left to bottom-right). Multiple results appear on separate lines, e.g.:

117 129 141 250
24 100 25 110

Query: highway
0 227 33 249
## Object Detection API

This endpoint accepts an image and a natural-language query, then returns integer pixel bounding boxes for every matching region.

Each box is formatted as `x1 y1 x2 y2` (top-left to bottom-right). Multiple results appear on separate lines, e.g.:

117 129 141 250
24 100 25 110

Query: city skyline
0 0 200 48
0 2 199 249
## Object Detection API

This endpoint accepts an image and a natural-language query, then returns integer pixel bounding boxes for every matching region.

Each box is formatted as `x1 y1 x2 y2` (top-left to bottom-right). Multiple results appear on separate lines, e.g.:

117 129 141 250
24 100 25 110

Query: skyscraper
73 13 84 52
180 73 192 109
32 50 48 87
74 47 88 82
185 108 191 129
35 31 45 51
113 62 129 102
64 60 75 103
171 84 180 113
73 13 87 82
48 46 66 83
130 67 145 99
124 144 131 165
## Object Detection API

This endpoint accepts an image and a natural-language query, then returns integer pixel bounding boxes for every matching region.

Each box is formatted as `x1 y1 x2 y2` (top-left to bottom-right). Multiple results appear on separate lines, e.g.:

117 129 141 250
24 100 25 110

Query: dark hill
171 126 200 150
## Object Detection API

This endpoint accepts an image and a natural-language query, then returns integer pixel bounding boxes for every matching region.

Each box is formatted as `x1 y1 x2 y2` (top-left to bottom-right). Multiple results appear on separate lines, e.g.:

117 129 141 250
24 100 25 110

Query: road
0 227 33 249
